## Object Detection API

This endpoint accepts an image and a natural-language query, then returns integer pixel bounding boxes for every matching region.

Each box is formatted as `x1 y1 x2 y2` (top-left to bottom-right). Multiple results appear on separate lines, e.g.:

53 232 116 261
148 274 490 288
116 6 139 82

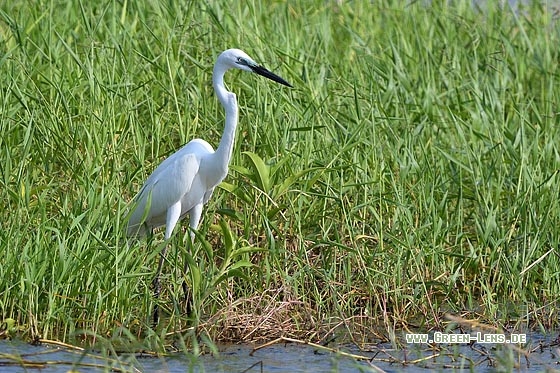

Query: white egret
127 48 291 323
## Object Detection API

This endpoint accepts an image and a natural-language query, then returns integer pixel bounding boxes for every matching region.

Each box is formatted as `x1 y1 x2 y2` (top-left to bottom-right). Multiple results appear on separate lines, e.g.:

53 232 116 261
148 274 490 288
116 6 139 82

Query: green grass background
1 0 559 348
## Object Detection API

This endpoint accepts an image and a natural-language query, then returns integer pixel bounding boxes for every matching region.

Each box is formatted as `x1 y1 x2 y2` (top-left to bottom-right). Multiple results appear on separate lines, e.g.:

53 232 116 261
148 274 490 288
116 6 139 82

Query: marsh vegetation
1 0 559 356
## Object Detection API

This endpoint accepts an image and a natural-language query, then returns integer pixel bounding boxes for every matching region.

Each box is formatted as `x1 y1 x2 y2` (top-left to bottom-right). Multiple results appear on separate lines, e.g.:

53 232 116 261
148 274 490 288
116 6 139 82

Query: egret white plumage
127 48 291 323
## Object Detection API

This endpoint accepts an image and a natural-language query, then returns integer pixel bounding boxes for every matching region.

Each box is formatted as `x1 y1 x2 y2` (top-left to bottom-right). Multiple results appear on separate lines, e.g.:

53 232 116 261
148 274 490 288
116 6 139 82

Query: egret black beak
251 64 293 87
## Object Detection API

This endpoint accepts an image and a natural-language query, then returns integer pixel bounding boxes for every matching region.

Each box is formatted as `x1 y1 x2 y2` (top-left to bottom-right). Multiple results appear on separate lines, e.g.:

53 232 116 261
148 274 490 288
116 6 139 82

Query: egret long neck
213 65 239 172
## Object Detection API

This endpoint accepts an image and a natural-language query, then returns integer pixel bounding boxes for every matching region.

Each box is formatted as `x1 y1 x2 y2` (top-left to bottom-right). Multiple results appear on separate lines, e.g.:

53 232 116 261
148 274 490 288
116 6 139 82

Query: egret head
217 49 292 87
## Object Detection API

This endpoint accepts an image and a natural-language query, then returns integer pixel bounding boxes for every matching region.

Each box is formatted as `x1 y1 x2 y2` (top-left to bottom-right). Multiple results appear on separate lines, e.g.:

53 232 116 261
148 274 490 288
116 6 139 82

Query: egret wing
128 152 201 236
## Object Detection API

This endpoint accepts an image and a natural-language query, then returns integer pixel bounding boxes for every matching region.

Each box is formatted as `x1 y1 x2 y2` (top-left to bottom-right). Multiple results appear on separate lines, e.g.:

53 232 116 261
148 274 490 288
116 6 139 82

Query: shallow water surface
0 340 368 372
1 334 559 372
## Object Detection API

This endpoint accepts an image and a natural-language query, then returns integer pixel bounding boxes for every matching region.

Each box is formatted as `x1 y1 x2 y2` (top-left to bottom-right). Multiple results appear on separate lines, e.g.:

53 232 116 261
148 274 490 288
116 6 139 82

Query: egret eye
236 57 246 65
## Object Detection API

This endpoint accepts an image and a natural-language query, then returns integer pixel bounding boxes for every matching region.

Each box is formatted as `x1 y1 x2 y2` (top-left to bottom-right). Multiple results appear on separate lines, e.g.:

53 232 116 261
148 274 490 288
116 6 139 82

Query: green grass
1 0 559 351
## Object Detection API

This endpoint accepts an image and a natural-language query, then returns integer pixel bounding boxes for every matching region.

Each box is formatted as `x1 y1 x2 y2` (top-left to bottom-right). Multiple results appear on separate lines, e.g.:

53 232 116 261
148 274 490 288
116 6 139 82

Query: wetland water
1 333 559 372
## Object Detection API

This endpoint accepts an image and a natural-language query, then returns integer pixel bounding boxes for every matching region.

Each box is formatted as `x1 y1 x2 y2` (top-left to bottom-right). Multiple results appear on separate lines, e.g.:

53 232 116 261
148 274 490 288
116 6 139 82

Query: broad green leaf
243 151 270 193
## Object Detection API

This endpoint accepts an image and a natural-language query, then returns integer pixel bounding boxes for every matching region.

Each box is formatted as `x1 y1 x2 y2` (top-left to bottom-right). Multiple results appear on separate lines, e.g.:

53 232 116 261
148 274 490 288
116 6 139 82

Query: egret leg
152 202 182 325
182 204 203 316
181 237 193 316
152 242 168 325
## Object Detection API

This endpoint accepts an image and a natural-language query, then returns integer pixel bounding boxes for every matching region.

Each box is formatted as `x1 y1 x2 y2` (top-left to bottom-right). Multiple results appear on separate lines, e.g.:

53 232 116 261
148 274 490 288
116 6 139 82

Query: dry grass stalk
199 287 324 343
